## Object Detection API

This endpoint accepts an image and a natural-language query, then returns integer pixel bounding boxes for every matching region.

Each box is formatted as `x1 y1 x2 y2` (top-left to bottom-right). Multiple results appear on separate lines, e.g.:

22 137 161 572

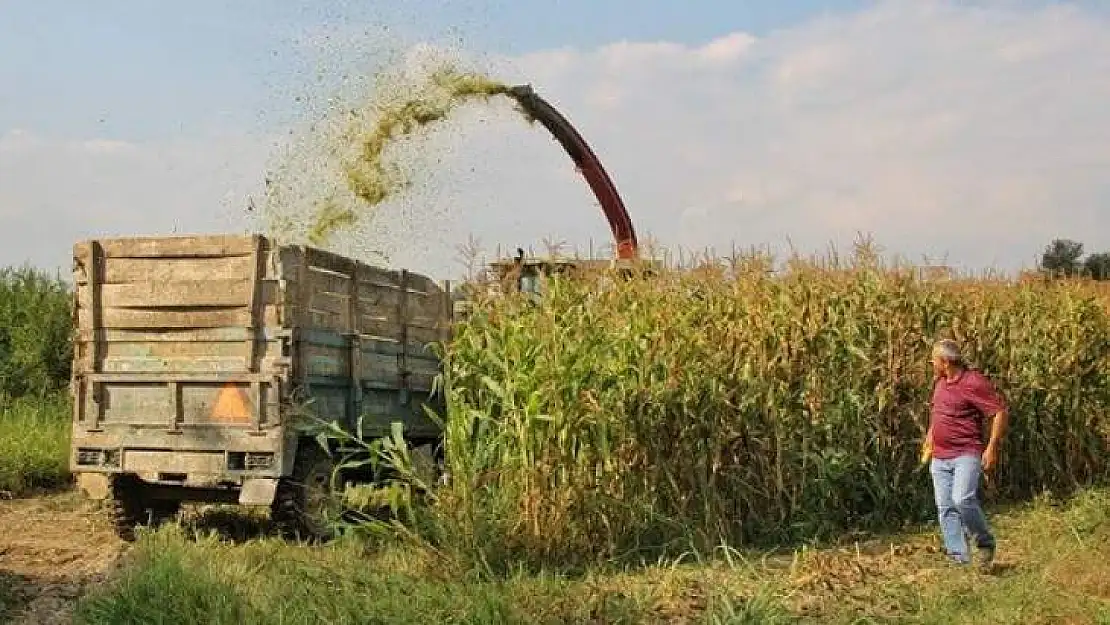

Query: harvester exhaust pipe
506 84 639 260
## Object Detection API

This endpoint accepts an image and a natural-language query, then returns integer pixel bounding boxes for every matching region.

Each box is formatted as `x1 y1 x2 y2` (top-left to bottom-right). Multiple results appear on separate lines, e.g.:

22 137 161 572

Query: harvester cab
489 248 585 297
486 247 656 297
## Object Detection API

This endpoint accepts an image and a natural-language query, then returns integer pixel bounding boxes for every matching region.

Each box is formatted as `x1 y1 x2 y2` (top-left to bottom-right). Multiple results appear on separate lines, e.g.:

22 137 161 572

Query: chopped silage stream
258 65 528 252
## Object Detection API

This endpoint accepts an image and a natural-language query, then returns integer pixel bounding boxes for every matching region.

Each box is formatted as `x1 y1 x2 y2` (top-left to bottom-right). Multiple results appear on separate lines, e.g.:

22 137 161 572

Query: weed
71 486 1110 624
0 393 70 496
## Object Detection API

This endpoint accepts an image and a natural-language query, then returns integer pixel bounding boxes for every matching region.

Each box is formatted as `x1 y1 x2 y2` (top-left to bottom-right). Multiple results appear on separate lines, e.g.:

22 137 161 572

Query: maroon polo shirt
929 368 1007 459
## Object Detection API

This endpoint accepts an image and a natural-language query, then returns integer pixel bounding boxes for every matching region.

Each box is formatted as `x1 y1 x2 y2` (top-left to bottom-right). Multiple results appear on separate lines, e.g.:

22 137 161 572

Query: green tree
1039 239 1084 277
0 266 73 399
1083 252 1110 280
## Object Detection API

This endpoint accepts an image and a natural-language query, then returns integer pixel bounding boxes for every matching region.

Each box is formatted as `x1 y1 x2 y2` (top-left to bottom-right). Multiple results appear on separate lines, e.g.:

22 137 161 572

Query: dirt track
0 492 126 625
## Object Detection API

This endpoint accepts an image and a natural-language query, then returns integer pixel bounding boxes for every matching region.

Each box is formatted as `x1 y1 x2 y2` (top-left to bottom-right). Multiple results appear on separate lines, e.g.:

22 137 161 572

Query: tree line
0 266 73 401
1039 239 1110 280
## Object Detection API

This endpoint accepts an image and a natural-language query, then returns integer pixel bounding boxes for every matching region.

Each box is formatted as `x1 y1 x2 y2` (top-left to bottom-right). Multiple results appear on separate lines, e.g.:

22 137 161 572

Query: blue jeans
930 454 995 562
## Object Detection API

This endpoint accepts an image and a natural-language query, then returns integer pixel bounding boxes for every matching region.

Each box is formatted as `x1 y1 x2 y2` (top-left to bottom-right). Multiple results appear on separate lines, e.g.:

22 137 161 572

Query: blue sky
1 1 1108 277
0 0 875 140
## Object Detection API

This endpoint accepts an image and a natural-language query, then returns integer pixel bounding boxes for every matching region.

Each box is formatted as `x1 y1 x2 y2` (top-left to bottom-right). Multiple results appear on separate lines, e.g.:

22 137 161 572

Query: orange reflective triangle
210 384 253 423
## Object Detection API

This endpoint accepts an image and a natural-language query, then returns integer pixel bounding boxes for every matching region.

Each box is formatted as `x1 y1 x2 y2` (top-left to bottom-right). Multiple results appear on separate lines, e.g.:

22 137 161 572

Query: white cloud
415 0 1110 275
0 131 270 273
697 33 756 64
79 139 139 156
2 1 1108 279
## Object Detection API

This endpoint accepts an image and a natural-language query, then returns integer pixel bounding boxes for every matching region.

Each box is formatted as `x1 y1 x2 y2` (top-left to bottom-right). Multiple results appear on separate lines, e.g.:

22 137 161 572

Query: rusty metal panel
73 427 285 453
304 343 348 378
306 267 352 296
305 309 344 332
124 450 224 473
180 382 262 425
95 382 170 426
78 328 259 343
239 478 278 505
309 290 349 317
358 319 444 345
87 380 275 427
357 291 444 327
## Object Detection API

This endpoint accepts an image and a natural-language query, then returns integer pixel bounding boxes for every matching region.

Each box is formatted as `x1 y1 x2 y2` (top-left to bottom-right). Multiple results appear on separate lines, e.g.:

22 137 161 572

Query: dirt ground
0 491 126 625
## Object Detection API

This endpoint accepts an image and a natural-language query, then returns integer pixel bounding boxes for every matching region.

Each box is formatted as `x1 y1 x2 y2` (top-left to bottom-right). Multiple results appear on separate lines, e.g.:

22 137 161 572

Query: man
920 339 1009 570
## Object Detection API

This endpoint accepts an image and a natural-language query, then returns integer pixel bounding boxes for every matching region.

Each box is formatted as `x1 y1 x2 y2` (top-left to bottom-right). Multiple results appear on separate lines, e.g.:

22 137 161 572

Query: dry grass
71 486 1110 624
0 394 71 497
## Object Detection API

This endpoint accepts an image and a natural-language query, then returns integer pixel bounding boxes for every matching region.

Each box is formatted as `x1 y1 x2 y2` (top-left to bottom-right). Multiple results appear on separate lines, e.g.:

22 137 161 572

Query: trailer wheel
148 499 182 525
271 442 341 541
108 475 144 540
107 475 179 540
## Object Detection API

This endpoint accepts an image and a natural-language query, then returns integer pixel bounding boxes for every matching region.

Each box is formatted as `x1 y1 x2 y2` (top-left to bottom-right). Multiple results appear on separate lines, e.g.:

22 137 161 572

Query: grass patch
0 573 20 623
773 487 1110 624
78 535 512 623
901 488 1110 624
76 547 257 625
74 526 641 625
74 486 1110 624
0 393 71 497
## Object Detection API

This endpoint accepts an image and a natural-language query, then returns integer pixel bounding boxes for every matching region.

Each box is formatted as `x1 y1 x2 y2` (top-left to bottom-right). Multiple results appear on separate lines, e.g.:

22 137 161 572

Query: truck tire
109 474 145 540
271 441 341 541
108 475 180 540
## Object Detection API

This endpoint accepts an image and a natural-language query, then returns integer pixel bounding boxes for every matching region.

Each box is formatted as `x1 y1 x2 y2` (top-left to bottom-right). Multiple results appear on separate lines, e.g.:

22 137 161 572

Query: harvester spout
506 84 639 260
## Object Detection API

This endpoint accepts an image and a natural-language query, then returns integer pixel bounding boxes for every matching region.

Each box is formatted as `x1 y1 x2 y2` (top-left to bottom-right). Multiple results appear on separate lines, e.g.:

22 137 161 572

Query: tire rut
0 491 126 625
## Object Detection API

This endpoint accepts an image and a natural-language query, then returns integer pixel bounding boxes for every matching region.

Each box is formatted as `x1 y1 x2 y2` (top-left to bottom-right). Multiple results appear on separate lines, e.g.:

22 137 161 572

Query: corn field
429 246 1110 567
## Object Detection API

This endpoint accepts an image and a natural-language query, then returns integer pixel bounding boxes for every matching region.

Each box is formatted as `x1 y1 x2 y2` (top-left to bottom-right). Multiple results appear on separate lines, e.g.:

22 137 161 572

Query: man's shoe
946 552 969 565
975 547 995 571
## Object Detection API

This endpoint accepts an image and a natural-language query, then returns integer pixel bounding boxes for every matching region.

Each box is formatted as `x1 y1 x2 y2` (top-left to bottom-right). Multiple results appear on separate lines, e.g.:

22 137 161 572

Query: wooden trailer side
69 234 296 511
282 246 453 443
70 235 293 429
68 233 454 538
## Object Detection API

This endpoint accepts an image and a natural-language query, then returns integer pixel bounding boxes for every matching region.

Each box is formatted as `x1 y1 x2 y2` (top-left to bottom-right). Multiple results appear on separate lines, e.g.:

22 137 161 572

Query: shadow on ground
172 503 389 546
174 505 280 544
0 569 31 623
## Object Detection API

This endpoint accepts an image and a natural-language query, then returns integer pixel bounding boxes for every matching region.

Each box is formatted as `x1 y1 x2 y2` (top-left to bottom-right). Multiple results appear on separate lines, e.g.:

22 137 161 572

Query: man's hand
982 442 999 473
982 409 1007 475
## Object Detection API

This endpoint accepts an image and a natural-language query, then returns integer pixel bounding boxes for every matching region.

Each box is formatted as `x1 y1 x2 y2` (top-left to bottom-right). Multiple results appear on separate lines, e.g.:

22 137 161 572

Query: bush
0 393 71 496
0 266 73 496
0 266 72 400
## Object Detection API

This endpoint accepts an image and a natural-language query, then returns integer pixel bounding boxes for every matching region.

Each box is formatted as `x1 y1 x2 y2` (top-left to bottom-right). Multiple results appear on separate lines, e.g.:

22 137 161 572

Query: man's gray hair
933 339 964 364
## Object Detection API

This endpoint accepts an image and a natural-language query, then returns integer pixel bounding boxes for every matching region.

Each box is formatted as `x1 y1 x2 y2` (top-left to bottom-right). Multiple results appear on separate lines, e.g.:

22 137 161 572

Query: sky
2 0 1108 280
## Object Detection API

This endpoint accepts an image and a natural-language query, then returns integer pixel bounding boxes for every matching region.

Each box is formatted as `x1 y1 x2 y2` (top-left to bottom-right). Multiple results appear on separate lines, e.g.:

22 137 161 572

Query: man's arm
921 422 934 464
982 408 1008 472
969 374 1008 472
922 377 938 464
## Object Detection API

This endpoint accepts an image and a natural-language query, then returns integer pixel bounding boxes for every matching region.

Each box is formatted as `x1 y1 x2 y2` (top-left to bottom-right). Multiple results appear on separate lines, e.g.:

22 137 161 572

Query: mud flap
76 473 111 500
239 478 278 506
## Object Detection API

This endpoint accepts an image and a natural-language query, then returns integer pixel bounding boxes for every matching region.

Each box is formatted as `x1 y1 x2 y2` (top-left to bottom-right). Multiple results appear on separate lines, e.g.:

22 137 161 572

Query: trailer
68 233 453 539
